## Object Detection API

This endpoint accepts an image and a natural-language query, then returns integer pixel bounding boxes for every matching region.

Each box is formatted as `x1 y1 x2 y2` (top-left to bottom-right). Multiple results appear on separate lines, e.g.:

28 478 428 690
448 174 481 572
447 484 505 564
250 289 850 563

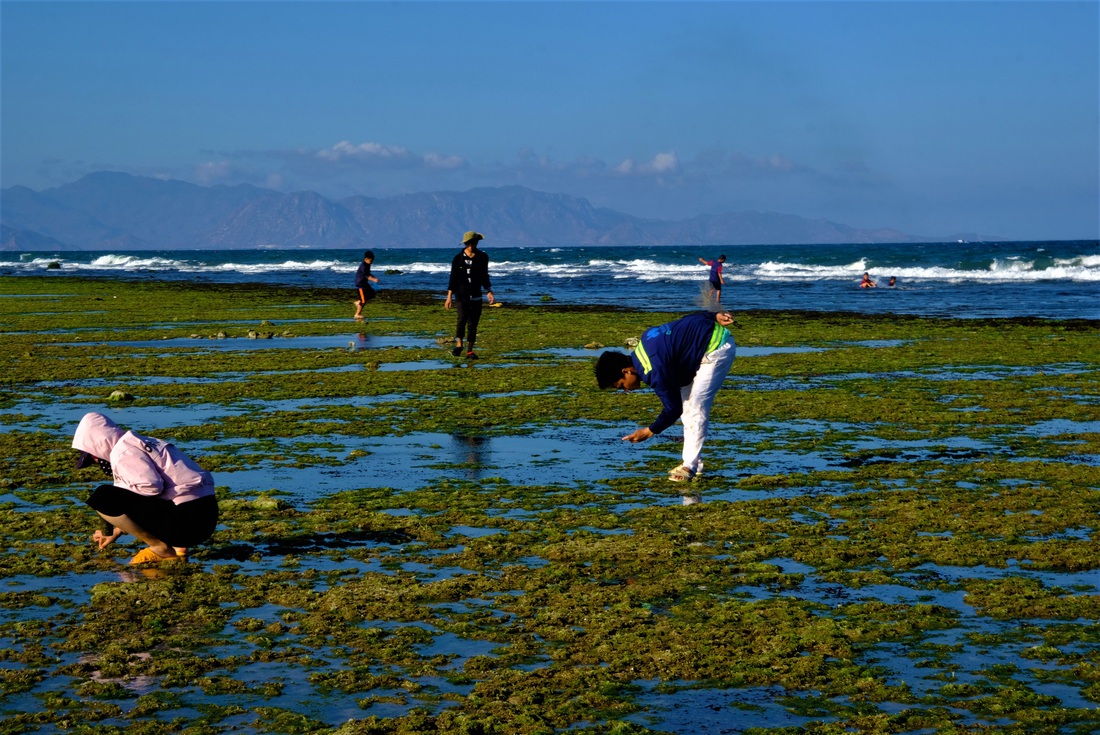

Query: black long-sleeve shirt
447 249 492 299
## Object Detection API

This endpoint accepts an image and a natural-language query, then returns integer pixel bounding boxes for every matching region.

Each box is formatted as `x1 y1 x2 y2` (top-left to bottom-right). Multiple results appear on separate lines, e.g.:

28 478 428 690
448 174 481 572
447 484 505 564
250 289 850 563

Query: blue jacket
630 311 731 434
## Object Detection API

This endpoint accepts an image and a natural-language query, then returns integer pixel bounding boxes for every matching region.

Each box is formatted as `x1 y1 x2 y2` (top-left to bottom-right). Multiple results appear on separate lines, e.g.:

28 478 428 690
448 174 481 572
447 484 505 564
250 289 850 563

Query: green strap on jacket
707 323 731 353
634 341 653 374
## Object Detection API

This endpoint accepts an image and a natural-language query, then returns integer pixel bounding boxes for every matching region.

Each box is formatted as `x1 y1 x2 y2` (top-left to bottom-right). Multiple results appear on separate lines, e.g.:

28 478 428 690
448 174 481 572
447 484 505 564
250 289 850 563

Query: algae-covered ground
1 276 1098 734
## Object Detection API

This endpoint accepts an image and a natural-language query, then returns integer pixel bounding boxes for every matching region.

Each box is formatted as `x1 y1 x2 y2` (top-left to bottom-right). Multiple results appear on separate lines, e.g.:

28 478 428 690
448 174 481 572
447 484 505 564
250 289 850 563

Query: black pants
87 485 218 548
455 298 483 346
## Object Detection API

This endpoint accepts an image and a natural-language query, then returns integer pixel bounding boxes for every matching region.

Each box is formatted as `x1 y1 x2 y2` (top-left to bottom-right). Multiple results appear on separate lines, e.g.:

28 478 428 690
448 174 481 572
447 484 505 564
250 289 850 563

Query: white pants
679 338 736 471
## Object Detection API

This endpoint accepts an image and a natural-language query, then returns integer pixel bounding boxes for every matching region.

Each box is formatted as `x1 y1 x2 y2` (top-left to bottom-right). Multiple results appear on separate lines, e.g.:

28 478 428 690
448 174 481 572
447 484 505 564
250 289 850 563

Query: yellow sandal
129 547 181 565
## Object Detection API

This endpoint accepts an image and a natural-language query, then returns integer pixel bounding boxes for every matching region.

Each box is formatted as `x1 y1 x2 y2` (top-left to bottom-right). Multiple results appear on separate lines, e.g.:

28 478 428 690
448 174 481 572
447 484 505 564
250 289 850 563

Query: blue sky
2 1 1097 240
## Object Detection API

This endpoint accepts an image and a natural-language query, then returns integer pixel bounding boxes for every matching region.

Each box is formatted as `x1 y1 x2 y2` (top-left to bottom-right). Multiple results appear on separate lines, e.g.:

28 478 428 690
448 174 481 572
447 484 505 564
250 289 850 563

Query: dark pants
357 284 376 303
455 298 483 346
87 485 218 548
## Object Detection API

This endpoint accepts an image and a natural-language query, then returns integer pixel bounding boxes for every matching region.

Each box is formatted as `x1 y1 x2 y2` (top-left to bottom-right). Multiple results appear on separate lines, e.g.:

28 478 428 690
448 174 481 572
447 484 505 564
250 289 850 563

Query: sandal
129 547 181 565
669 461 703 479
668 465 697 482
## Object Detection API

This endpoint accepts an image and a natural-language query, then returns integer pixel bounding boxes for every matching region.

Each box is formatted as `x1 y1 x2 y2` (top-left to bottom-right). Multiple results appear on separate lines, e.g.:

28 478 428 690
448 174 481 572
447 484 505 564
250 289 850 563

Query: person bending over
595 310 736 482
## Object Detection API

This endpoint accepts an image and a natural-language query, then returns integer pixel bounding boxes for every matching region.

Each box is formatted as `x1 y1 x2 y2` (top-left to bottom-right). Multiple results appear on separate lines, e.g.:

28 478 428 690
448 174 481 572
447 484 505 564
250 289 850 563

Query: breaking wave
4 250 1098 282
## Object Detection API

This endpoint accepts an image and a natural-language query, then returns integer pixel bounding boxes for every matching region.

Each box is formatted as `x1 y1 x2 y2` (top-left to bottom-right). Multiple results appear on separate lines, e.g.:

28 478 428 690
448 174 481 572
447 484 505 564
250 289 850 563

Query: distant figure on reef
860 272 877 288
888 276 897 287
72 412 218 565
445 231 494 360
698 254 726 303
595 310 737 483
353 250 380 319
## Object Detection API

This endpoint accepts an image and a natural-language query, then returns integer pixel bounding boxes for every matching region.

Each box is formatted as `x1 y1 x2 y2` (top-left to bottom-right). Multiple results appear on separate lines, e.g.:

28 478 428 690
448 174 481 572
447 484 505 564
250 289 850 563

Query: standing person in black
444 231 494 359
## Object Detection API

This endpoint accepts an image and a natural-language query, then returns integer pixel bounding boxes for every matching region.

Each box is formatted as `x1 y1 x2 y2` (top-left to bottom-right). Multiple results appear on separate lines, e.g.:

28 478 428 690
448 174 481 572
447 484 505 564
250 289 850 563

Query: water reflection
451 434 491 480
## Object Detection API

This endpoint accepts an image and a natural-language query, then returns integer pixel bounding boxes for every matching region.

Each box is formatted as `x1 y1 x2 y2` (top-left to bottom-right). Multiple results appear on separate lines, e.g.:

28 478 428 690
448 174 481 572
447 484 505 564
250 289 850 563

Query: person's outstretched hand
93 528 121 549
716 311 734 326
622 427 654 443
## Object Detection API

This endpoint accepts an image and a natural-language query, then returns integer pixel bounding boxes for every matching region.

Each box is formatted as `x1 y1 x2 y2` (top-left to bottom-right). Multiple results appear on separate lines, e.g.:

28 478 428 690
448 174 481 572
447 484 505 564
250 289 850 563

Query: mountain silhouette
1 172 924 250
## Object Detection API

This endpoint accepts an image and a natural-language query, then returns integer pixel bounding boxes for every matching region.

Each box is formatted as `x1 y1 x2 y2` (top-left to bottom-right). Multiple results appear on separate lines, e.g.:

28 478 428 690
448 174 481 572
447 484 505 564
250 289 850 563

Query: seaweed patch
0 276 1098 733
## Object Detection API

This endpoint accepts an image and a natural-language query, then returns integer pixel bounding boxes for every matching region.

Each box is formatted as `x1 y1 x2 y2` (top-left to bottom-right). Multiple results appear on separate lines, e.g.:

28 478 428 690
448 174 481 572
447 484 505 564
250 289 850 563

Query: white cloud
194 160 235 185
317 141 412 162
312 141 467 170
613 151 681 177
648 152 680 173
423 152 466 169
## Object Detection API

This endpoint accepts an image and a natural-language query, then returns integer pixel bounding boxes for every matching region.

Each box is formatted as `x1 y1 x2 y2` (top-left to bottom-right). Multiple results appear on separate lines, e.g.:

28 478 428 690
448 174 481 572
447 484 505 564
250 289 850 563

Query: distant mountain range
2 171 932 250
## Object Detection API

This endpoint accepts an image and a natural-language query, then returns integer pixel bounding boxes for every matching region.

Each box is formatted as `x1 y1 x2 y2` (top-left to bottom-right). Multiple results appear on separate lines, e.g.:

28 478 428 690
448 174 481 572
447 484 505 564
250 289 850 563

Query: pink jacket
72 412 215 505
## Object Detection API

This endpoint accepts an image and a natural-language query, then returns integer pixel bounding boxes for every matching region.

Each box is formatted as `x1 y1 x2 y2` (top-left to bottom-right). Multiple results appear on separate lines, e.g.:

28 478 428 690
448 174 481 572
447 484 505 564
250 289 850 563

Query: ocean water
3 240 1097 319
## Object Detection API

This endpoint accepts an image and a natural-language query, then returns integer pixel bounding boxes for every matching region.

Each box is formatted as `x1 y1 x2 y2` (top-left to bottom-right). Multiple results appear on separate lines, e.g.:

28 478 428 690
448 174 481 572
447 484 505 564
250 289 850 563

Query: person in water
595 310 737 483
73 412 218 565
860 272 877 288
698 255 726 303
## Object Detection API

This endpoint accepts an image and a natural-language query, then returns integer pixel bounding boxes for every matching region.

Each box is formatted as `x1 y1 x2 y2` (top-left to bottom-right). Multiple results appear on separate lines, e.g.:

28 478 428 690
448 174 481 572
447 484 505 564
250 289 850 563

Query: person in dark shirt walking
595 310 736 482
353 250 379 320
444 231 494 359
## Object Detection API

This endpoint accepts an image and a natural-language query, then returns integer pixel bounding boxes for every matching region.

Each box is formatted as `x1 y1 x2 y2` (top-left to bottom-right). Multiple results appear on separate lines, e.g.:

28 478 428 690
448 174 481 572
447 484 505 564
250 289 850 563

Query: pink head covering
72 412 126 467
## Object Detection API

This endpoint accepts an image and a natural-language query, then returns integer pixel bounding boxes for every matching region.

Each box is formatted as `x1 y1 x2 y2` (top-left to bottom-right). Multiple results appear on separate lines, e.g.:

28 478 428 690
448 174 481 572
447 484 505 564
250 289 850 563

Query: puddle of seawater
728 558 975 613
863 625 1098 712
53 333 434 351
722 558 1097 721
914 563 1100 592
207 428 640 502
0 400 251 434
1021 419 1100 437
377 359 472 371
809 362 1095 385
142 420 927 507
446 525 503 538
515 345 827 360
625 681 818 734
426 597 516 623
9 317 403 337
842 339 913 348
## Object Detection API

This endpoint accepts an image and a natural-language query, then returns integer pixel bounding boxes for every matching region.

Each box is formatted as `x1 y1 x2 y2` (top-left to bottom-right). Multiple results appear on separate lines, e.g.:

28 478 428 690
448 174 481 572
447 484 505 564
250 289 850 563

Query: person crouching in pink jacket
72 412 218 565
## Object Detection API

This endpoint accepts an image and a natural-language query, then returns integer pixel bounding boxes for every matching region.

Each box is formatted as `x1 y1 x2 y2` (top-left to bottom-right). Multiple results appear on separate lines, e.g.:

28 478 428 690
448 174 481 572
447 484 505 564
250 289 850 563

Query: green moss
0 276 1098 732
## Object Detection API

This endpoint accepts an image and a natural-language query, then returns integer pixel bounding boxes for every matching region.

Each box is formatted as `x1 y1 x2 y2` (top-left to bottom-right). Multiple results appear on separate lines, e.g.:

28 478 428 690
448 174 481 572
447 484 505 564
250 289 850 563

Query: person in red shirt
699 255 726 303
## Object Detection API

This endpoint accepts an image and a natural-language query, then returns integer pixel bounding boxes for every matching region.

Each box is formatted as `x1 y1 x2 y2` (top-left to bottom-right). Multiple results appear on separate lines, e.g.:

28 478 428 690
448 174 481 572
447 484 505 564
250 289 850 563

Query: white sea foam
212 259 352 274
3 249 1097 283
1054 254 1100 268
